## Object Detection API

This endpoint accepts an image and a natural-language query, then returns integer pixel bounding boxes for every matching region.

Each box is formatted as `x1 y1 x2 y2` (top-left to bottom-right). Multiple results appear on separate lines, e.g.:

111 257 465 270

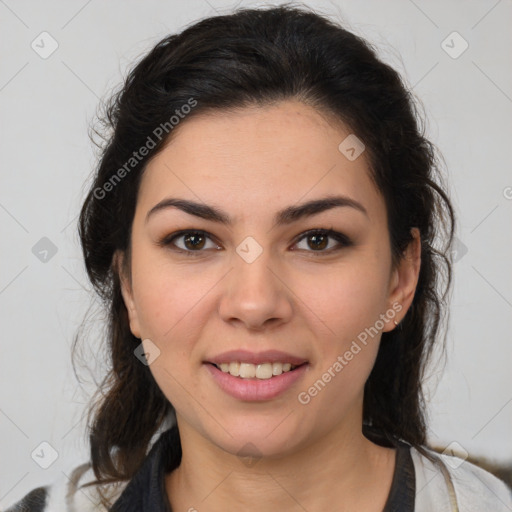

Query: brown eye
307 233 329 250
158 230 221 255
293 229 353 254
183 232 206 250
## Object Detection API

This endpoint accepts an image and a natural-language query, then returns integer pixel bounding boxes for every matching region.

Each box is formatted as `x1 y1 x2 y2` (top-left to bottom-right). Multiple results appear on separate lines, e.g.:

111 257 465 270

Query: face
119 100 420 459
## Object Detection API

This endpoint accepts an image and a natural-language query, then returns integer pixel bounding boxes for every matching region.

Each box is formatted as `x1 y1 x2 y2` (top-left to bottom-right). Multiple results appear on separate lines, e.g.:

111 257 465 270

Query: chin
207 418 303 460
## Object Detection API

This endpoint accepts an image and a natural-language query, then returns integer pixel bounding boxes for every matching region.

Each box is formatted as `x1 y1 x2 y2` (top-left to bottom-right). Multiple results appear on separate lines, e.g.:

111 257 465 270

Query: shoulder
3 486 48 512
3 463 127 512
410 445 512 512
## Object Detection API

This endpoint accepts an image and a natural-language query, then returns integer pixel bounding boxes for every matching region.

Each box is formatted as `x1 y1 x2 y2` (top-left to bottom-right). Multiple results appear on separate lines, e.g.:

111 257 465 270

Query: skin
118 100 421 511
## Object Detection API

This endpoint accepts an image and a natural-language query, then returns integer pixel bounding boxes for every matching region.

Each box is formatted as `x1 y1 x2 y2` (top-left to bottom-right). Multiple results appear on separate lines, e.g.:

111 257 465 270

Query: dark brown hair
75 3 455 503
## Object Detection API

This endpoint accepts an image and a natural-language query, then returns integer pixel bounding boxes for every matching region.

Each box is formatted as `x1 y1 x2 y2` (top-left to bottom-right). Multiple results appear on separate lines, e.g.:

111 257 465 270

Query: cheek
129 258 217 414
295 273 389 428
129 254 223 393
296 251 391 396
130 251 217 340
303 255 391 341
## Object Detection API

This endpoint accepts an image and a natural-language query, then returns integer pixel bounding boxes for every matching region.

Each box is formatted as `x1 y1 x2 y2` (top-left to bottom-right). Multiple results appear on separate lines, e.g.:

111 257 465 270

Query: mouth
203 349 309 400
204 360 309 401
208 361 307 380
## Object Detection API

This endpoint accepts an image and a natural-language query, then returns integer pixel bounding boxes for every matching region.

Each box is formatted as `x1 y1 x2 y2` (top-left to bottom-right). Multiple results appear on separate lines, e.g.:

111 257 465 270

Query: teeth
272 362 283 376
229 362 240 376
256 363 273 379
216 361 298 379
239 363 256 378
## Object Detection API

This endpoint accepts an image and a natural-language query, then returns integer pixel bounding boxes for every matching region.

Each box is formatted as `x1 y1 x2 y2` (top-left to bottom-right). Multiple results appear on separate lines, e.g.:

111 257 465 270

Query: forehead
138 100 385 223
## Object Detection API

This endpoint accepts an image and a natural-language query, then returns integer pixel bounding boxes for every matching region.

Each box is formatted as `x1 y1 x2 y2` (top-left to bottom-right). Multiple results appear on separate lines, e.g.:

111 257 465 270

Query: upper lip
205 349 308 366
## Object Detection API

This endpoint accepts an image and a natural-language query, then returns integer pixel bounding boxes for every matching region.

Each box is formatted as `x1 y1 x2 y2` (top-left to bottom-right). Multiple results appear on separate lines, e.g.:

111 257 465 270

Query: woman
6 4 512 511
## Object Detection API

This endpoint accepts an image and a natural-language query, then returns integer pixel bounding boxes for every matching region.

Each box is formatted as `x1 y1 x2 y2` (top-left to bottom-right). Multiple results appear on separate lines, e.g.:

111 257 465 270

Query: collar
383 440 416 511
109 426 181 511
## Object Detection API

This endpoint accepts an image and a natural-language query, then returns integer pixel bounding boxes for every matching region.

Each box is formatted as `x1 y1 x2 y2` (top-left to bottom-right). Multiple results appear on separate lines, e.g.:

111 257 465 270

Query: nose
218 248 293 331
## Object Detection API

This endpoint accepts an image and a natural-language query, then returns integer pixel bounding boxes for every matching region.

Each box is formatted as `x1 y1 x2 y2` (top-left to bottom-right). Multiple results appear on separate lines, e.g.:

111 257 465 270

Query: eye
292 229 353 254
158 230 221 255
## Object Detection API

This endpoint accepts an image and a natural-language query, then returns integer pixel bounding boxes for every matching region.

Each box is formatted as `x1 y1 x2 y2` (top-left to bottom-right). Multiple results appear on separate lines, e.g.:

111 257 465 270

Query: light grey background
1 0 511 507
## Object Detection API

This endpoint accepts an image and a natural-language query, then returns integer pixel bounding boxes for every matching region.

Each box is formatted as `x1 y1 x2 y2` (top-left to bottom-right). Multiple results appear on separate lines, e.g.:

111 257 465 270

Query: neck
165 416 396 512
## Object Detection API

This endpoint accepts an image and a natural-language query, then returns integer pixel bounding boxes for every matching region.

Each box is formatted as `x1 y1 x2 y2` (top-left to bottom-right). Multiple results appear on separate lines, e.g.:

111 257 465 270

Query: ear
114 250 142 339
382 227 421 332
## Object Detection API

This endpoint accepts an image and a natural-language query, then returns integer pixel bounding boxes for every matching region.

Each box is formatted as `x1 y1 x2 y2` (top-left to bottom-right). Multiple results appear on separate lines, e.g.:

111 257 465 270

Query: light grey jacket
411 448 512 511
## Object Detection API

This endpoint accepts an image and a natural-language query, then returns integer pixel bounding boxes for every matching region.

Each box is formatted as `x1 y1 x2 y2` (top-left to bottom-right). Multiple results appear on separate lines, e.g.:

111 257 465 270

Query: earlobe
383 228 421 332
114 250 142 339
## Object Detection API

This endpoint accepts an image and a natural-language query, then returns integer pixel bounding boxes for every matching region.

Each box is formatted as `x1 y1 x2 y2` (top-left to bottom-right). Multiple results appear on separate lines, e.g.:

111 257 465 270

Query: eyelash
157 228 353 257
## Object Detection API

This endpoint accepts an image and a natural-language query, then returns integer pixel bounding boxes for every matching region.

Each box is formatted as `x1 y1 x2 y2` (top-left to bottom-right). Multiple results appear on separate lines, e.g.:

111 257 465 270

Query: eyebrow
145 194 368 226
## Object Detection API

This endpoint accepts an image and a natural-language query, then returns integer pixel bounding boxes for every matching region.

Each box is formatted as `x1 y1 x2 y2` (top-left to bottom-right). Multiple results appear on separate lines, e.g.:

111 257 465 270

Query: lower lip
204 363 309 401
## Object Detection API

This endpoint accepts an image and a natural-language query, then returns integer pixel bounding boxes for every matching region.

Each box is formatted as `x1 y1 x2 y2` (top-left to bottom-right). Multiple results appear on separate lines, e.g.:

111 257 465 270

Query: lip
205 349 308 366
204 362 309 401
